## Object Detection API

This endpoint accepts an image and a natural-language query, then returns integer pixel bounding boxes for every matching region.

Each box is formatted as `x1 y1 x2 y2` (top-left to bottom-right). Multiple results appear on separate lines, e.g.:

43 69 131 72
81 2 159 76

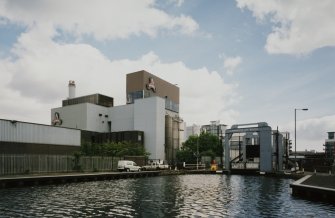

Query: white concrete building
51 70 184 163
186 124 201 139
186 121 227 140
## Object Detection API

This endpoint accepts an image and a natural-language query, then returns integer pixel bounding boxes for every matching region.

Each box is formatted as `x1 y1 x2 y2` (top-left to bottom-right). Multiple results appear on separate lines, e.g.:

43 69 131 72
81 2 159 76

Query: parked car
117 160 141 172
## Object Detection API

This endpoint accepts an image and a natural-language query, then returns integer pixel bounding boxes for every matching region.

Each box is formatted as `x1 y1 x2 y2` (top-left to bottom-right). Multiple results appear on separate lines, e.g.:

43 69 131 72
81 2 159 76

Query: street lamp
196 134 199 170
294 108 308 164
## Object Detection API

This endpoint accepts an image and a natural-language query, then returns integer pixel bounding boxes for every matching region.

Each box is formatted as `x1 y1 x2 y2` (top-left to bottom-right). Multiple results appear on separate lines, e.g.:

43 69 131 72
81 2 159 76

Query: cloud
236 0 335 55
168 0 184 7
0 0 198 40
0 1 238 127
145 61 240 125
223 56 242 76
0 29 239 126
281 115 335 152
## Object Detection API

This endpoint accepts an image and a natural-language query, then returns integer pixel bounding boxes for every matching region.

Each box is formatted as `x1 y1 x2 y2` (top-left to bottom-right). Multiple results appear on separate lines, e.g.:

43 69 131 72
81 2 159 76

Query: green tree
80 141 149 157
198 132 221 156
176 132 222 163
176 148 196 164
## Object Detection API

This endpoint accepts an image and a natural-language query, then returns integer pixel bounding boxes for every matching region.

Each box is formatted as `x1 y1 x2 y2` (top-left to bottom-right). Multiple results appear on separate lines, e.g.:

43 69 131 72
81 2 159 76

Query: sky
1 0 335 152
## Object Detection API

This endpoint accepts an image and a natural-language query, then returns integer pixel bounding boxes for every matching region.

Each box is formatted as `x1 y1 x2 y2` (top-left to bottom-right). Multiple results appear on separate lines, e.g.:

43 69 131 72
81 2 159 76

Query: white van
117 160 141 172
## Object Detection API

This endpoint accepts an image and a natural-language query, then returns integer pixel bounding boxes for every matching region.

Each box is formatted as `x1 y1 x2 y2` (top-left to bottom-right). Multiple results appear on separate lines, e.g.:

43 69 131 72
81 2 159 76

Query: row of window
127 91 179 112
165 98 179 113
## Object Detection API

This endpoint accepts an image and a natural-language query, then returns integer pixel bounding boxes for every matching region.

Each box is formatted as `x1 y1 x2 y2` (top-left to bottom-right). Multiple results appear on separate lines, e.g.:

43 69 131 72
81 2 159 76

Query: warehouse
0 119 81 155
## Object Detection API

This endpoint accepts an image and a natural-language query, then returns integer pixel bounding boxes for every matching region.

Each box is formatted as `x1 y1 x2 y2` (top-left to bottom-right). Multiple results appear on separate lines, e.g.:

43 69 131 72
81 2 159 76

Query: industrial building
294 132 335 173
51 70 184 163
200 121 227 139
186 124 201 138
0 119 81 155
0 70 184 163
324 132 335 159
186 121 227 139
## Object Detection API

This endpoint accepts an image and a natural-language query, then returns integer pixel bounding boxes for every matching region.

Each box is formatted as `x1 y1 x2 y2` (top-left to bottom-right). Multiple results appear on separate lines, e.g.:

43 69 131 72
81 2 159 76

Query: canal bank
290 174 335 203
0 169 305 189
0 171 160 188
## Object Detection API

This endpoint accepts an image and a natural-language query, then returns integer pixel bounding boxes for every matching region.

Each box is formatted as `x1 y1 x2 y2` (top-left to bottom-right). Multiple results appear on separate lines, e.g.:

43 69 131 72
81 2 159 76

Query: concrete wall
52 103 109 132
86 104 109 132
110 104 134 131
51 104 87 130
52 96 171 161
134 97 165 160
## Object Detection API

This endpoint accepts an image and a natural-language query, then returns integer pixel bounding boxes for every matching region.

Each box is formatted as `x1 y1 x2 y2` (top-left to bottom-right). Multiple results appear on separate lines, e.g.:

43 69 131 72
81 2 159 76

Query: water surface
0 174 334 217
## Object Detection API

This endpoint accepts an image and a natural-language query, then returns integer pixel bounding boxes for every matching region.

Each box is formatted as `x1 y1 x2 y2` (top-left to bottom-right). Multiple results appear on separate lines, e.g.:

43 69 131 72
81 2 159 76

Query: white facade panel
0 119 80 146
134 97 165 161
52 103 109 132
86 104 109 132
51 104 88 130
110 104 134 131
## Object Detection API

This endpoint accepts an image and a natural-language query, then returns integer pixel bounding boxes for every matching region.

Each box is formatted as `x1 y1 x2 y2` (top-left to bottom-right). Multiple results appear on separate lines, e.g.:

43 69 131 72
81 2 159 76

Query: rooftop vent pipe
68 80 76 99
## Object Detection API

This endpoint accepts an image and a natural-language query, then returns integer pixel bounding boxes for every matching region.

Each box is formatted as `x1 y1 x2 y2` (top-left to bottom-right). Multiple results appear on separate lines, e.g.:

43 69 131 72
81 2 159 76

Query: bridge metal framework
224 122 273 173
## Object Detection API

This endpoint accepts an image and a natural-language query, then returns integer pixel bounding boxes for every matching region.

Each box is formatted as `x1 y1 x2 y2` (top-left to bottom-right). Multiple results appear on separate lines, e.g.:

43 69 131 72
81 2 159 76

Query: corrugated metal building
0 119 81 155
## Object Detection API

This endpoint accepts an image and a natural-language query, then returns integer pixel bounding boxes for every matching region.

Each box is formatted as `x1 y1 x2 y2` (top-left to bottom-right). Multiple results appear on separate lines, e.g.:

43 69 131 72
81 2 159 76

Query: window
127 91 144 103
165 98 179 112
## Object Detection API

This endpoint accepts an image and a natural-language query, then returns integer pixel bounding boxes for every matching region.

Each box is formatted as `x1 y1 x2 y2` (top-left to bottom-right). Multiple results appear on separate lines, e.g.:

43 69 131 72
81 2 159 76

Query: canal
0 174 334 217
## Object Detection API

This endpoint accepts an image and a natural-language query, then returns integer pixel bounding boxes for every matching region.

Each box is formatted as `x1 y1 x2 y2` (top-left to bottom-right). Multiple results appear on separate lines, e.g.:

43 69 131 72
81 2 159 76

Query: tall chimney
68 80 76 99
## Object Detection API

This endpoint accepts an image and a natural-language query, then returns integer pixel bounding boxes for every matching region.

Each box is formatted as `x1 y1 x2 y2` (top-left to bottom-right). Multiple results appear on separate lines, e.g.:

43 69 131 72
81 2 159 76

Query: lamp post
294 108 308 164
196 134 199 170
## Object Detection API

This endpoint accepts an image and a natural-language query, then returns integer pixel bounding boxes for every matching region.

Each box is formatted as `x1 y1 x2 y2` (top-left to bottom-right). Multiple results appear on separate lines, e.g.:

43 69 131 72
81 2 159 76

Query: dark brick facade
0 141 79 155
81 130 144 145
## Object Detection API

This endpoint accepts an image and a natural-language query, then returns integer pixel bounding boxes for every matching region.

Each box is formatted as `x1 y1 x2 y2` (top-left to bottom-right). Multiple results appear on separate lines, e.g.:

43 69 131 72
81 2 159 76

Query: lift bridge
224 122 285 173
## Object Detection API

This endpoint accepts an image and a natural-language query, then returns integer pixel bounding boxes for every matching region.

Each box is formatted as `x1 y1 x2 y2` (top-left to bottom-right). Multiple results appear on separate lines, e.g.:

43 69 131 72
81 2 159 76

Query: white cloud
223 56 242 76
0 0 198 40
168 0 184 7
0 29 239 126
0 0 238 127
281 115 335 152
236 0 335 55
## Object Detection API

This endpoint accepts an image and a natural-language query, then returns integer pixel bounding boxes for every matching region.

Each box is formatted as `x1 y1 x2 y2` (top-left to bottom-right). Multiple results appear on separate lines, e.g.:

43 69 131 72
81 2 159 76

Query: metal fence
183 164 206 170
0 154 122 176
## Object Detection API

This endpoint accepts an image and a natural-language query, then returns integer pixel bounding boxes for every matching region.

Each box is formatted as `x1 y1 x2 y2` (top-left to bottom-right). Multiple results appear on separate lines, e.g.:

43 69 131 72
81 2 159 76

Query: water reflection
0 175 334 217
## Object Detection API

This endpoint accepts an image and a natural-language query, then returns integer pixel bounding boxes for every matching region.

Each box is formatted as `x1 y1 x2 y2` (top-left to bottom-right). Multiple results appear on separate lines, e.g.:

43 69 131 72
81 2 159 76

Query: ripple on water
0 175 335 217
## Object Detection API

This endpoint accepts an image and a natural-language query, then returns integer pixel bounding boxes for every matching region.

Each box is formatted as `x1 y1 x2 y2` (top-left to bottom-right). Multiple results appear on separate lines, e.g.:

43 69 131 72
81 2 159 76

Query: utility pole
197 134 199 170
294 108 308 167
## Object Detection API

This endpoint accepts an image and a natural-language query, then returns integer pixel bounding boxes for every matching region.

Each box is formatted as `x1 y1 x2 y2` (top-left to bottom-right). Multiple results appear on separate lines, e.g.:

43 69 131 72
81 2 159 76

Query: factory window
144 90 156 98
127 91 143 103
165 98 179 113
